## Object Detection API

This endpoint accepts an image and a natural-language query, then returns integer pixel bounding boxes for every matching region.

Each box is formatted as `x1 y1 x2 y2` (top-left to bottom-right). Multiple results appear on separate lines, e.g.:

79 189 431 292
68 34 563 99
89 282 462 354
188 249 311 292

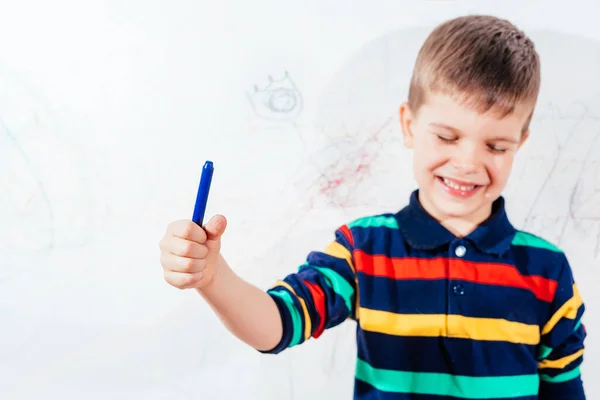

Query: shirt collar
395 190 516 256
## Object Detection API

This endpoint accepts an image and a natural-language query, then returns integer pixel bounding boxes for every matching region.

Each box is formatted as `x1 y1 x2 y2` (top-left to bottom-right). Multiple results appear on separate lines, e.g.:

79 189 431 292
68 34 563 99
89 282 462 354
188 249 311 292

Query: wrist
197 253 229 293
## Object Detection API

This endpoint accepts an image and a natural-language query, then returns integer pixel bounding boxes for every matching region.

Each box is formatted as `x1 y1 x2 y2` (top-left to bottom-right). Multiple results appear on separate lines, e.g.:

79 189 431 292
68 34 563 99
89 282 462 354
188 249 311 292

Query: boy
159 15 586 399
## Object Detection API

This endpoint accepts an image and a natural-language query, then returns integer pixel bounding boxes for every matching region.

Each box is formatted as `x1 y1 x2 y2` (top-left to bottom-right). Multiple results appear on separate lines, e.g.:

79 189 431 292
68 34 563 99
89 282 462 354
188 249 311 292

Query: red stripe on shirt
303 280 326 338
354 250 557 302
339 225 354 247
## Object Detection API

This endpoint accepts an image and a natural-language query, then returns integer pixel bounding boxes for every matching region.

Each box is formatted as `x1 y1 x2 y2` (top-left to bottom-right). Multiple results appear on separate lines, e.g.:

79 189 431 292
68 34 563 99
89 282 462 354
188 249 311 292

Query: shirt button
455 245 466 257
453 284 465 296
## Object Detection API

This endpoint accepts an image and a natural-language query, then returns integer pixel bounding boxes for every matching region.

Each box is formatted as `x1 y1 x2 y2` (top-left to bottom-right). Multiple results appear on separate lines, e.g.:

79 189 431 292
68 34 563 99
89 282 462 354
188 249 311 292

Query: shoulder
510 229 571 281
511 230 563 253
336 213 400 248
345 213 399 230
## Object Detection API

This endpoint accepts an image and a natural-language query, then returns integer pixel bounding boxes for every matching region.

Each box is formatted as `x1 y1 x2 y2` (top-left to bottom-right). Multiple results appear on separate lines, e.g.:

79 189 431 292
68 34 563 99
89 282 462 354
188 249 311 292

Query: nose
452 142 480 174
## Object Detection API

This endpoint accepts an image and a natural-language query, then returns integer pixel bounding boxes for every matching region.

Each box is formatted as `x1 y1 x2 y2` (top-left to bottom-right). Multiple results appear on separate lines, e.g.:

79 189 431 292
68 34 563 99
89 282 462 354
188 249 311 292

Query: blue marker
192 161 214 226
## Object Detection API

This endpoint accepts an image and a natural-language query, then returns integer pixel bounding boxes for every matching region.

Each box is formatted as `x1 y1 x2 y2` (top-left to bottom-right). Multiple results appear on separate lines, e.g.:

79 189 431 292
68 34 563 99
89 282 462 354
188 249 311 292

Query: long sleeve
537 256 586 399
259 224 358 354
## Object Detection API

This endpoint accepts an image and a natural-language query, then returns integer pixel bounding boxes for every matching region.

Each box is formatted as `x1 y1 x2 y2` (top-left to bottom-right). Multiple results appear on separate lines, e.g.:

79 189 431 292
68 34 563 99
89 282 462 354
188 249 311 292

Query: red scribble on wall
314 116 394 208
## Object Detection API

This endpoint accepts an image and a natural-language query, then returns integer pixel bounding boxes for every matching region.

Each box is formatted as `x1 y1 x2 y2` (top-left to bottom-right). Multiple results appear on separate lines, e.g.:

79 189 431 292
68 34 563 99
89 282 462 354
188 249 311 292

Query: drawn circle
268 87 298 113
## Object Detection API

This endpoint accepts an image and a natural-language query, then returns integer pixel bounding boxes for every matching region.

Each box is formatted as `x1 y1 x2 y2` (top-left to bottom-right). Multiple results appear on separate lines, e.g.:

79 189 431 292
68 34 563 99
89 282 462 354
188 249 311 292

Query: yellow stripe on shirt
324 240 360 319
542 284 583 335
359 308 540 345
539 348 585 369
325 241 355 272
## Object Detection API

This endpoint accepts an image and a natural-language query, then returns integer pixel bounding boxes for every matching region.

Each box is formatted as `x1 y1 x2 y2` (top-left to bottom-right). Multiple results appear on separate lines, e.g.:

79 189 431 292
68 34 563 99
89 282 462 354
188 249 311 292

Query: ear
399 101 415 148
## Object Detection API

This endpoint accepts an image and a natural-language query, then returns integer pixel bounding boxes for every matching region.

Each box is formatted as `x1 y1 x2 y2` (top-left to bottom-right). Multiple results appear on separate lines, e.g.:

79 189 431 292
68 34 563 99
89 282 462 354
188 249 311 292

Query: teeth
443 178 475 191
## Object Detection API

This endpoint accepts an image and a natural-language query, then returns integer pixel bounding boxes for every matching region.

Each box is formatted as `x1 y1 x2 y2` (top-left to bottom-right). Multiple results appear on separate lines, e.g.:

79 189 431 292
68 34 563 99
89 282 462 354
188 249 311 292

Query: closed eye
487 144 507 154
436 135 456 143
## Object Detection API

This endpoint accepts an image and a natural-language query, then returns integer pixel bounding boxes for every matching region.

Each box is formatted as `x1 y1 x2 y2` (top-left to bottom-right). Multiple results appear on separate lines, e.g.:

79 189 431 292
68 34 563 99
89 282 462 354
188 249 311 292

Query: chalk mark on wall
288 115 403 212
514 99 600 259
0 66 96 284
247 71 303 121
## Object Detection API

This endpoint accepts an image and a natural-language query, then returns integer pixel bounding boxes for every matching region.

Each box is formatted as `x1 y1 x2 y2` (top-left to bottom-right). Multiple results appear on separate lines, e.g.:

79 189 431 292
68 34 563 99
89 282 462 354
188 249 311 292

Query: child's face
399 92 531 224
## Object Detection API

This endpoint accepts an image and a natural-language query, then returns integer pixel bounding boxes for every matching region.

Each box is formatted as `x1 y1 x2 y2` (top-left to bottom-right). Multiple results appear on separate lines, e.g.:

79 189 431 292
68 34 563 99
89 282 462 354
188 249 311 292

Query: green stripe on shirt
540 366 581 383
269 289 303 346
311 265 354 313
355 359 539 398
512 231 562 253
348 215 399 229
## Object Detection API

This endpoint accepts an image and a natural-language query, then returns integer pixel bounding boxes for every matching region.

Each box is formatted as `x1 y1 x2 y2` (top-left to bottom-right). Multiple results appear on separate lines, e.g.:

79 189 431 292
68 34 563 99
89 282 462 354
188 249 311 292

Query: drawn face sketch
247 71 303 121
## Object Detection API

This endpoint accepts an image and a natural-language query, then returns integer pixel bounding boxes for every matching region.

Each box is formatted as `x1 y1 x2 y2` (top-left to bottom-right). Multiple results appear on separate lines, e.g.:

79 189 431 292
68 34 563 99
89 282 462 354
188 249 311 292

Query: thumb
204 214 227 249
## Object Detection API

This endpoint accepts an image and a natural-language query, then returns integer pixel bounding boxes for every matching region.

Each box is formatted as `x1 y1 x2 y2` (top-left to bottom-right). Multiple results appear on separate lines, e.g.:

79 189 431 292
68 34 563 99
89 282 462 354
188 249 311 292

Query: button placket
448 242 468 337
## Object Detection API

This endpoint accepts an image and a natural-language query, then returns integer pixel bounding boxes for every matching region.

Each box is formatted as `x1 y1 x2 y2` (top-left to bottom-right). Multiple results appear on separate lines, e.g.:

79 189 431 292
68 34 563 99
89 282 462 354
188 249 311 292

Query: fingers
166 219 207 244
163 270 206 289
159 236 208 259
160 252 207 273
160 217 224 290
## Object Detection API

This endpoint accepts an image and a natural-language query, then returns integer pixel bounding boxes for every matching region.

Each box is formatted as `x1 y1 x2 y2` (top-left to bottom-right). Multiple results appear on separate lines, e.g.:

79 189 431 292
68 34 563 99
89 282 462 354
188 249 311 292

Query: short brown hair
408 15 541 126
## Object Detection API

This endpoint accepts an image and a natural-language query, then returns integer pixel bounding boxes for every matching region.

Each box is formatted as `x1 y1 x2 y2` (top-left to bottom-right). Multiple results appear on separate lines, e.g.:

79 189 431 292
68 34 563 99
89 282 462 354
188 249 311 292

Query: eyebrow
428 123 520 144
429 123 461 134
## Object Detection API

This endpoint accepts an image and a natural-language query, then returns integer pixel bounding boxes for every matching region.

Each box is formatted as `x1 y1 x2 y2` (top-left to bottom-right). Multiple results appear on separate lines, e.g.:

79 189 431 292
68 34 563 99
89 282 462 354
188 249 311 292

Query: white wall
1 0 598 398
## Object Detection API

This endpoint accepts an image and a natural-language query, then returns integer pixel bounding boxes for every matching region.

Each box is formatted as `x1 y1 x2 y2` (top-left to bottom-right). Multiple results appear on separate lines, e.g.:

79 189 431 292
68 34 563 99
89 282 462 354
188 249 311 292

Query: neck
417 191 493 238
439 218 479 238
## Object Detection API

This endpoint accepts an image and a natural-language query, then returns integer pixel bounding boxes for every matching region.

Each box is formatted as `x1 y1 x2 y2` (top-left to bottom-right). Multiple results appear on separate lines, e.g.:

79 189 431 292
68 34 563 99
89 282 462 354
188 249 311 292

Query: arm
196 253 283 352
161 216 283 351
197 224 357 354
260 224 358 354
537 257 587 399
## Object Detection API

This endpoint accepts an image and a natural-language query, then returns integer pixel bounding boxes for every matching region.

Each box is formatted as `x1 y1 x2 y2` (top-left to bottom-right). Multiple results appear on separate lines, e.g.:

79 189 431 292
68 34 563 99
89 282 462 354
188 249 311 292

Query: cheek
415 137 446 169
488 154 515 183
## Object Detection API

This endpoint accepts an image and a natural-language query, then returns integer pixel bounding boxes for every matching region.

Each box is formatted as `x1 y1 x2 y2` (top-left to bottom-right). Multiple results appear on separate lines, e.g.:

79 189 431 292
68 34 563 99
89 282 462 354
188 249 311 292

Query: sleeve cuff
257 292 292 355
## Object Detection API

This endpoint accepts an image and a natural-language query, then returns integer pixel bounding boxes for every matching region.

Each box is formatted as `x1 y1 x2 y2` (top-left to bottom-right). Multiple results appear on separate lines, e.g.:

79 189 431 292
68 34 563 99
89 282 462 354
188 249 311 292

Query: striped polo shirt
262 190 587 399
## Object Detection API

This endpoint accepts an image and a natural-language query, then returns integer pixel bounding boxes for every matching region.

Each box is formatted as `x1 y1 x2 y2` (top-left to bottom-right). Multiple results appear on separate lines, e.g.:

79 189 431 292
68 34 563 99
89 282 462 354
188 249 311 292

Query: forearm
196 254 283 351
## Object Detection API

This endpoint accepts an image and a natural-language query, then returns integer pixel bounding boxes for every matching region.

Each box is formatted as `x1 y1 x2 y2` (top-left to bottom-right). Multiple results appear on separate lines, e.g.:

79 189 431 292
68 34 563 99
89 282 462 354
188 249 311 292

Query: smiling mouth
439 177 479 191
436 176 485 197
